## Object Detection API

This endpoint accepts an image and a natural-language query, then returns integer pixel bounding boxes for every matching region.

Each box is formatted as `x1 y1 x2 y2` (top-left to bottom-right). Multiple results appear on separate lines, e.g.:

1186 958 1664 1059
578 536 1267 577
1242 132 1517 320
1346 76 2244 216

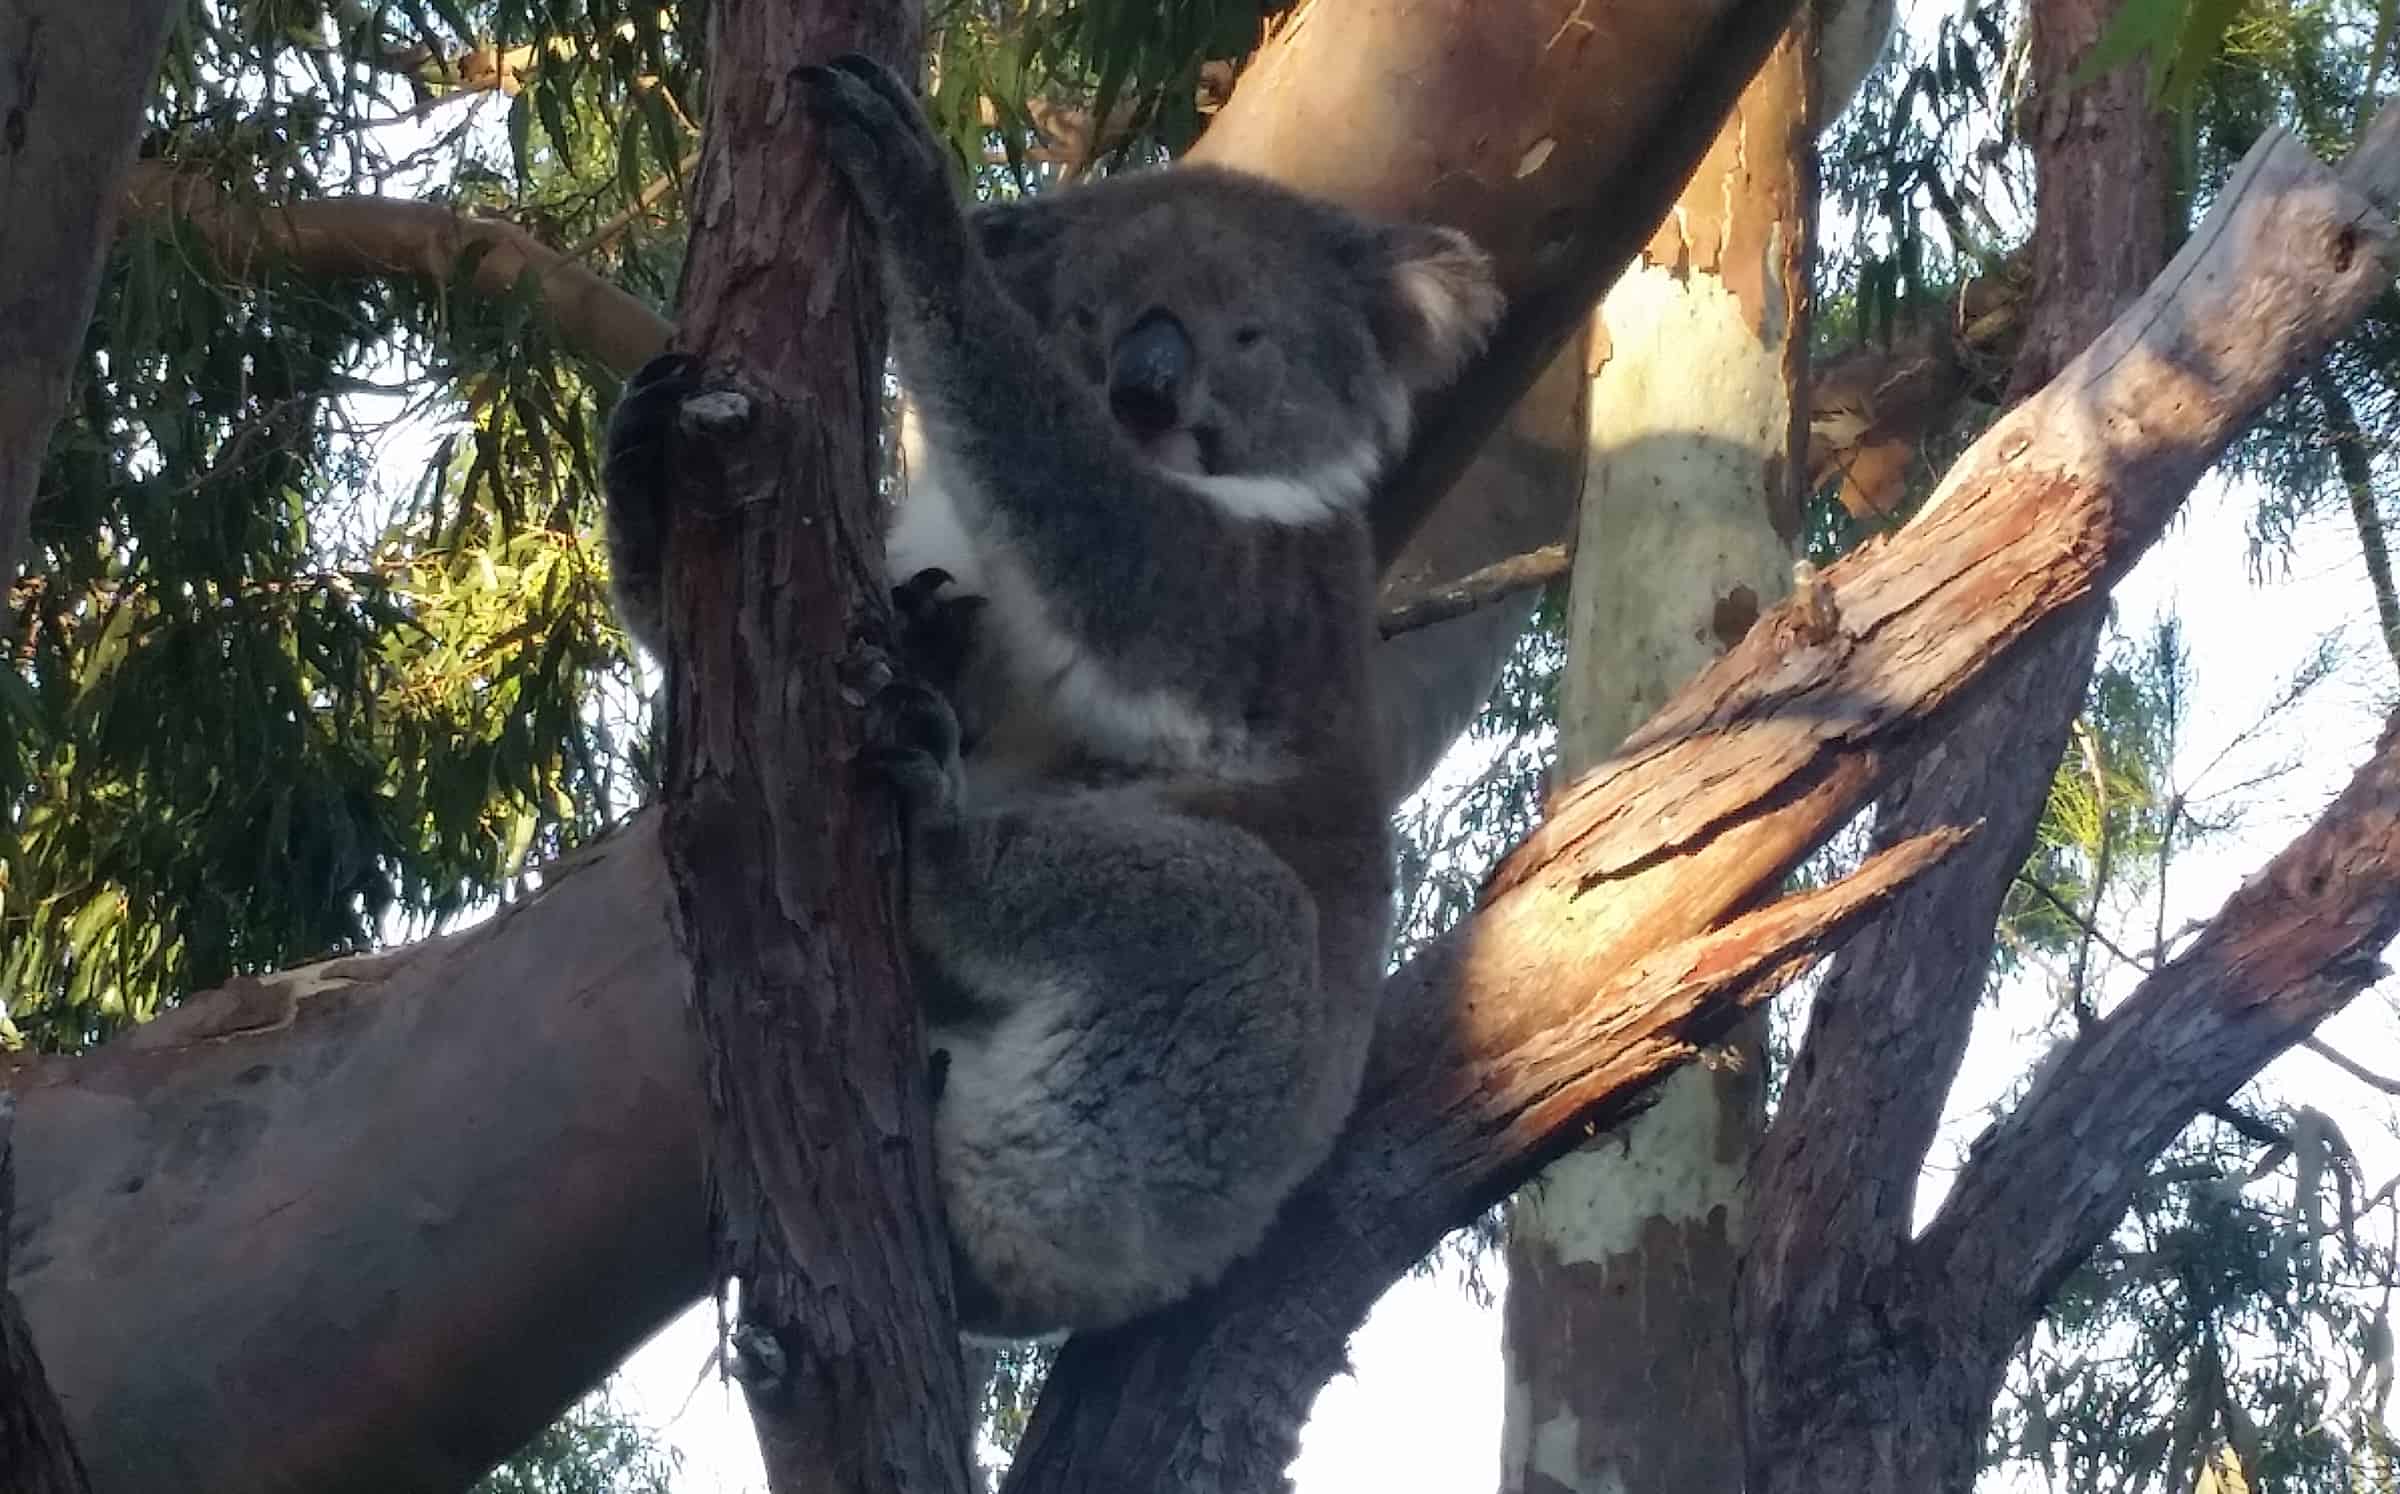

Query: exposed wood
0 0 178 586
1500 13 1813 1490
15 36 2400 1494
657 4 968 1491
1004 108 2400 1494
1735 5 2171 1486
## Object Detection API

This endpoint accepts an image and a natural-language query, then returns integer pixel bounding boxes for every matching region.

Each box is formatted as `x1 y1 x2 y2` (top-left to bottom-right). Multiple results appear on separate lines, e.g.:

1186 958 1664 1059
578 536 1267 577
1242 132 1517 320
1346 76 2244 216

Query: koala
603 54 1502 1339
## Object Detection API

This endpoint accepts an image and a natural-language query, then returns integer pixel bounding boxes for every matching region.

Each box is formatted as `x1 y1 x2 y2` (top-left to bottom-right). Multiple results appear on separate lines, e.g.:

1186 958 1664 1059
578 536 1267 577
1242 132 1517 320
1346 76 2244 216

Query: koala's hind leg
900 786 1349 1338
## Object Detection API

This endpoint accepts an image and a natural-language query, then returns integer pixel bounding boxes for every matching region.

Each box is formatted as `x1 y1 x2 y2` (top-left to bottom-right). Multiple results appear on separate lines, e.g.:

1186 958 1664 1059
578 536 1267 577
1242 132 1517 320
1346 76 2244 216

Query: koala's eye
1069 306 1100 334
1233 326 1266 348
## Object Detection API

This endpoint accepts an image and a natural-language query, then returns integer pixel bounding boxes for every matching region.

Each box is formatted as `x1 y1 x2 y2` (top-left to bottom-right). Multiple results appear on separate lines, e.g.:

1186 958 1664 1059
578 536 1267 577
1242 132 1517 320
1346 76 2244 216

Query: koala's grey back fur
605 64 1501 1340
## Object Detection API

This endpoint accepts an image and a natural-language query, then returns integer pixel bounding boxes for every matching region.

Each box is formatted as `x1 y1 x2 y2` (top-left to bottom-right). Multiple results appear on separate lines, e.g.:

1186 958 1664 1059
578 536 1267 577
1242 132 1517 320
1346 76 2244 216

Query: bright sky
600 458 2400 1491
309 4 2400 1481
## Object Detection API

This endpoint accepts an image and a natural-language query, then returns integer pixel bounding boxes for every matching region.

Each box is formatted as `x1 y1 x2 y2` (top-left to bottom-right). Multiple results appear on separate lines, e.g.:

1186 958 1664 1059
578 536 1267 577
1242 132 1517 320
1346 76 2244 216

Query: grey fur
605 54 1501 1338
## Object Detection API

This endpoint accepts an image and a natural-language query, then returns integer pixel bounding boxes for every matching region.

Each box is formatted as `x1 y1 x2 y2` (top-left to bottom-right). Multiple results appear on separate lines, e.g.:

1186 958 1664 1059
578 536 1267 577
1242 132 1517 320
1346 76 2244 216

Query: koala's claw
864 677 964 822
890 566 988 693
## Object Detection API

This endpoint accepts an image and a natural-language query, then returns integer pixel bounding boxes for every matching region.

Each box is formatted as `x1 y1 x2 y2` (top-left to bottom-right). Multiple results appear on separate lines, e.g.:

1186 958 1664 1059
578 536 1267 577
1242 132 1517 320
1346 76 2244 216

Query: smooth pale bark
12 10 1793 1486
1735 3 2172 1488
1499 15 1812 1493
998 110 2400 1492
17 24 2400 1494
0 0 177 584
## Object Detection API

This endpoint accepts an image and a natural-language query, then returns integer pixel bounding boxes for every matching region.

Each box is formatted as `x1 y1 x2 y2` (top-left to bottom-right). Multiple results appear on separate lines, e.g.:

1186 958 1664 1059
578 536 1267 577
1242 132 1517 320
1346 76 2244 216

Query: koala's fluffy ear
1367 223 1503 393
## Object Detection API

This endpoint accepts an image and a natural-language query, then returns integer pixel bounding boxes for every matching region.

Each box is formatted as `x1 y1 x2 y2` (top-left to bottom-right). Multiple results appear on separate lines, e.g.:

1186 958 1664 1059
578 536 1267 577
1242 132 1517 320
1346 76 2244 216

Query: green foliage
471 1388 681 1493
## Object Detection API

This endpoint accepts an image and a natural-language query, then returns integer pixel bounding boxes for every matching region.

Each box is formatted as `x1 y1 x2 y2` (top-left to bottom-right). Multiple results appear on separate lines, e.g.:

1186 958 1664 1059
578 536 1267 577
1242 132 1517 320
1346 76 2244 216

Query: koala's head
970 166 1502 511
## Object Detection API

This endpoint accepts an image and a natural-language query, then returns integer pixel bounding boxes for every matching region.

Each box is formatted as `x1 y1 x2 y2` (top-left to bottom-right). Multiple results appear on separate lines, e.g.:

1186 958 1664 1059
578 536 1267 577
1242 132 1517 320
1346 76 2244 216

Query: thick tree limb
659 8 968 1493
19 28 2400 1494
0 0 178 587
1004 107 2400 1492
1919 705 2400 1372
1735 5 2167 1487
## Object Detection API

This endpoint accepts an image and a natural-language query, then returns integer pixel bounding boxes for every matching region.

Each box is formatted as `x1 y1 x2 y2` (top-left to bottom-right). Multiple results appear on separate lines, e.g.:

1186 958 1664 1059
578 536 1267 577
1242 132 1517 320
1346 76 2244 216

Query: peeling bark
1735 6 2171 1487
14 27 2400 1494
655 5 971 1491
1500 13 1813 1492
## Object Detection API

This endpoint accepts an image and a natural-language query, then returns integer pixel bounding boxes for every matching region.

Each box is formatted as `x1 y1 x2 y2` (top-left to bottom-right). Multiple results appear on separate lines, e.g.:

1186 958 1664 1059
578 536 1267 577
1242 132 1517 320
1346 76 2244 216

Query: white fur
1168 437 1384 525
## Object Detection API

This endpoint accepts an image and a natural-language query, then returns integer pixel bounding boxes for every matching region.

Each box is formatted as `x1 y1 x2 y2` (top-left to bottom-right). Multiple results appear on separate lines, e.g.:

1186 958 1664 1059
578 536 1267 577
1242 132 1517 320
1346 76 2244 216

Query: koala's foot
601 353 755 519
863 676 964 824
791 55 969 278
891 567 988 700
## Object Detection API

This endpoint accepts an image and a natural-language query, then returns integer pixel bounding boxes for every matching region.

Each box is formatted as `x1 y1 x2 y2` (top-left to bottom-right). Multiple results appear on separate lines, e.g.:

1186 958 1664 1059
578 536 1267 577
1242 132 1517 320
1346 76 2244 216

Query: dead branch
1376 544 1569 637
1002 107 2400 1493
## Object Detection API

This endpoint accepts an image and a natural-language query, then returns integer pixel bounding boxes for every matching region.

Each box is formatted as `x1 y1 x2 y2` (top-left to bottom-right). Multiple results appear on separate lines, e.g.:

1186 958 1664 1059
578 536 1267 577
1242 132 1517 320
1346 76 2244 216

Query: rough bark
1499 14 1813 1493
1189 0 1808 568
0 1099 88 1494
0 0 178 585
999 113 2400 1492
16 34 2400 1494
654 5 969 1492
1735 11 2226 1486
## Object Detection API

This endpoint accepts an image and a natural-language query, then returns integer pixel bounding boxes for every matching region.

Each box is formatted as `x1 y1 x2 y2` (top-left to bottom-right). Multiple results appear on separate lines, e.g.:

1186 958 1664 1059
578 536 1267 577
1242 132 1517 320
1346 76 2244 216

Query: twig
1376 544 1569 637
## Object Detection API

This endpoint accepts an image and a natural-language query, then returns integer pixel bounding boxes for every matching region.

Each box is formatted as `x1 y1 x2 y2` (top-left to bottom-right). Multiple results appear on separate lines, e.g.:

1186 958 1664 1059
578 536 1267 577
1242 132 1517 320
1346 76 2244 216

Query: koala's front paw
892 567 989 699
602 353 703 519
864 676 965 824
791 54 968 268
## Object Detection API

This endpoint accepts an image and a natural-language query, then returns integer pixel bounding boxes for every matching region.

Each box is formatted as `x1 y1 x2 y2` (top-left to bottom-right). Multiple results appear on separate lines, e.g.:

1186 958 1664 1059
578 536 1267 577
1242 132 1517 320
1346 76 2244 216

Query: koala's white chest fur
890 407 1266 782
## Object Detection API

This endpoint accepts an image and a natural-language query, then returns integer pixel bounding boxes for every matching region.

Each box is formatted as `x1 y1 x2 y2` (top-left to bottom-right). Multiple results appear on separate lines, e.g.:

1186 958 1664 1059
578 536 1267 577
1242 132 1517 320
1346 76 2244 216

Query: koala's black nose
1108 309 1193 437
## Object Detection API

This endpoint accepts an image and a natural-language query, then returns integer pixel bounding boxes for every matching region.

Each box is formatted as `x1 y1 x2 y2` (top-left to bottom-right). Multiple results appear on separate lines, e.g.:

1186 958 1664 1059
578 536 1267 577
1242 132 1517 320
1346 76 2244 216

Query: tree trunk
1499 14 1812 1492
14 27 2400 1494
653 5 971 1492
1733 3 2185 1486
0 0 178 584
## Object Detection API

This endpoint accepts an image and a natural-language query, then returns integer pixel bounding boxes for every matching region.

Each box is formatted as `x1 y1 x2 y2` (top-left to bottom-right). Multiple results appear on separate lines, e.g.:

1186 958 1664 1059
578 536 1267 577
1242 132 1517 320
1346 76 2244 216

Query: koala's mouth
1134 425 1220 477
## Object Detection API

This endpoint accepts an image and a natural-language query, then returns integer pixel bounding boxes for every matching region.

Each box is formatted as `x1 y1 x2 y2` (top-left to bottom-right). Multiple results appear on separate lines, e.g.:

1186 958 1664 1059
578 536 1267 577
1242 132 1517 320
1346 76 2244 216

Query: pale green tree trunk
1497 13 1818 1490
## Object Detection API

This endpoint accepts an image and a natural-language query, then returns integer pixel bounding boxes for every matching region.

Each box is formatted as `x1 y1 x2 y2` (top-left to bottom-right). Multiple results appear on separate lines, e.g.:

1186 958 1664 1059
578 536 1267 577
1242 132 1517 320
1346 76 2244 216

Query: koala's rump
921 795 1374 1338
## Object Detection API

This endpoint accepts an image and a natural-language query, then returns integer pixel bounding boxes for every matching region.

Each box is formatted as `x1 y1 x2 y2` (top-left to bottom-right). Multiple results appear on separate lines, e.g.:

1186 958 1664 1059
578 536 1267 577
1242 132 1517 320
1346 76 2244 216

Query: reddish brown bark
15 21 2400 1494
1005 112 2400 1493
1736 6 2232 1486
657 4 968 1491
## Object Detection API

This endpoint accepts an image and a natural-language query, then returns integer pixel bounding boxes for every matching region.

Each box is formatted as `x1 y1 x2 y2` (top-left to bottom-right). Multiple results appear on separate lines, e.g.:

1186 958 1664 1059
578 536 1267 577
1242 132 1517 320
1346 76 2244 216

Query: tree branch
1376 544 1569 637
1920 706 2400 1350
117 161 672 375
1005 109 2400 1492
2309 366 2400 677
